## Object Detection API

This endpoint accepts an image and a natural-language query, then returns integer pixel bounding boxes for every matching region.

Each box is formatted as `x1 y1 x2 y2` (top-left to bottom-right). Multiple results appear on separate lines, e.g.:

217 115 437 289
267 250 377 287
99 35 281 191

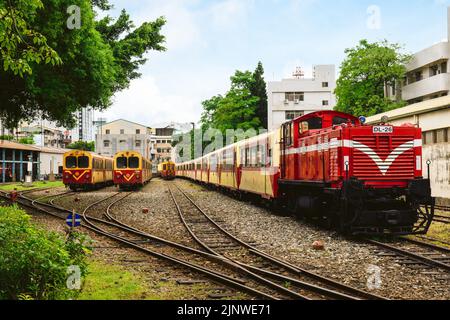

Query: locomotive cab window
332 116 354 126
116 157 127 169
299 117 322 134
65 156 77 168
129 157 139 169
78 156 90 169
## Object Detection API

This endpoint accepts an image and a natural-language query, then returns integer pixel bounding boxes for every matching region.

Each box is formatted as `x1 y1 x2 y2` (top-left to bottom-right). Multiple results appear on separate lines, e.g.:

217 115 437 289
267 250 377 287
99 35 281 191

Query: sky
97 0 450 127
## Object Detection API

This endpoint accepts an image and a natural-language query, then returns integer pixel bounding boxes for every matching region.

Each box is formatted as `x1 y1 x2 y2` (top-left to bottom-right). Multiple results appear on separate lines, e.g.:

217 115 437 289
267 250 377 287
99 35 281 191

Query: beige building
95 119 153 158
150 127 175 164
95 119 176 164
366 96 450 204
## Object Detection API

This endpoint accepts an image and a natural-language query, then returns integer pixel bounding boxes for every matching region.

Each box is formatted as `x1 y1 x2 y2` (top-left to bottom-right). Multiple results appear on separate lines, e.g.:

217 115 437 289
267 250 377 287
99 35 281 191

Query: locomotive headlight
359 116 366 125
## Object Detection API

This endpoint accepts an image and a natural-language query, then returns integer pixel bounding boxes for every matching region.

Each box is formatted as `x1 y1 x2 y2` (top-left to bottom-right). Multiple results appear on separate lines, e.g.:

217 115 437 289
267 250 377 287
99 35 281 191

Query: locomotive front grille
352 136 415 180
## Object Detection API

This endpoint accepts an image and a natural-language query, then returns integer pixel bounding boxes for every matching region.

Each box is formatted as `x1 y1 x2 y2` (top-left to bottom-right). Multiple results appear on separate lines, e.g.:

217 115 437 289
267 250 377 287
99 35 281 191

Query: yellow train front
63 151 113 191
114 151 152 190
157 161 176 180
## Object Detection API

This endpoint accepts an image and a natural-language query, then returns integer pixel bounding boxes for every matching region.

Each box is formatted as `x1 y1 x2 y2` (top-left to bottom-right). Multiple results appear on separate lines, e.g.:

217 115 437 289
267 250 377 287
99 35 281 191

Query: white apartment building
267 65 336 131
387 7 450 104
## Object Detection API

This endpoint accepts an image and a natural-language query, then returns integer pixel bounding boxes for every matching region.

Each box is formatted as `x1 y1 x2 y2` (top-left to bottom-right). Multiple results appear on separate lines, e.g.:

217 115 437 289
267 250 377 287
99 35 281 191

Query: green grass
0 181 64 191
78 260 150 300
78 260 242 300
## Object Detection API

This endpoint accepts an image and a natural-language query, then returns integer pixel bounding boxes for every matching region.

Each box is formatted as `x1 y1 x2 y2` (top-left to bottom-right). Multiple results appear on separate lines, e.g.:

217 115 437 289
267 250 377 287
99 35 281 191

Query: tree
201 70 261 134
19 135 33 145
0 0 61 77
334 39 411 116
250 62 268 129
67 141 95 151
0 0 166 130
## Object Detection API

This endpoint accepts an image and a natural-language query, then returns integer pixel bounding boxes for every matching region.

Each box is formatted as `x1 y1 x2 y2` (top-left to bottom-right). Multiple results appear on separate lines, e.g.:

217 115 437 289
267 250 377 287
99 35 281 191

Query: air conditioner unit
284 99 289 104
294 99 299 104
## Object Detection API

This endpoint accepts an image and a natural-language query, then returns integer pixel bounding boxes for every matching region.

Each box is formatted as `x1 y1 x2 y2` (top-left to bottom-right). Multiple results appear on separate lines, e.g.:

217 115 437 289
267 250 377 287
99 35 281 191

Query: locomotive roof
291 110 360 124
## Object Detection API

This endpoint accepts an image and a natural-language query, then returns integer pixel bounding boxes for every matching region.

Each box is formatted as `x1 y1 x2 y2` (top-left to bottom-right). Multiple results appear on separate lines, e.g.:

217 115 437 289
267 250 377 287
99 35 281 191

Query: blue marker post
66 210 81 236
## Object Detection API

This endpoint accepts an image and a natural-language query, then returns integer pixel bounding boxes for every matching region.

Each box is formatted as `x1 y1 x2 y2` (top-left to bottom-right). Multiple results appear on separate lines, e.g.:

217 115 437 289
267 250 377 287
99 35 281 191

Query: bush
0 205 91 300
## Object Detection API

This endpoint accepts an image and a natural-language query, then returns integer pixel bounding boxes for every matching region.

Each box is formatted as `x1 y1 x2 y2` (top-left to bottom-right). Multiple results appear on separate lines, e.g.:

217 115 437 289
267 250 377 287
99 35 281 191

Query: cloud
100 76 201 126
209 0 254 30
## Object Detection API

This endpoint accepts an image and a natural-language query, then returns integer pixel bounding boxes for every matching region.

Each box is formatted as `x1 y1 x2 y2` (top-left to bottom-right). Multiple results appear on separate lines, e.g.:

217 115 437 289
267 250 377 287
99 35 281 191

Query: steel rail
80 193 283 300
10 191 280 300
400 237 450 254
170 183 387 300
367 239 450 272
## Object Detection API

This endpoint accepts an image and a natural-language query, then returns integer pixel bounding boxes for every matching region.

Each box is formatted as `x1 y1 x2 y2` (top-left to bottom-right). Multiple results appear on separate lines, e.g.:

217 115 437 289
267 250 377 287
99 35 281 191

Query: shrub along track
168 182 387 301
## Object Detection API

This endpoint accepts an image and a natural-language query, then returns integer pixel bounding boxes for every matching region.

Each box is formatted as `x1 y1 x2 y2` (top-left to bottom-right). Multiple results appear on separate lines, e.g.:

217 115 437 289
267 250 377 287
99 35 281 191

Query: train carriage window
78 156 89 169
65 156 77 168
116 157 127 169
129 157 139 169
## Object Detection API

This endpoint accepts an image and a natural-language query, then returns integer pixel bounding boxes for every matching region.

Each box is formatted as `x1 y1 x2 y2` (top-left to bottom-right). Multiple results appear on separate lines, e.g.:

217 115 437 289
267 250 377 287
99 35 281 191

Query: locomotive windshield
78 156 90 168
129 157 139 169
65 156 77 168
116 157 127 169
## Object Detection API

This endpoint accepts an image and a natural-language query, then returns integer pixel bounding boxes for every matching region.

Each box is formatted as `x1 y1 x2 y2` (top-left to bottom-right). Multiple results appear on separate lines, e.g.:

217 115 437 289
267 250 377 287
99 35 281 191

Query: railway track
433 214 450 224
367 238 450 275
435 205 450 212
0 189 335 300
168 183 387 301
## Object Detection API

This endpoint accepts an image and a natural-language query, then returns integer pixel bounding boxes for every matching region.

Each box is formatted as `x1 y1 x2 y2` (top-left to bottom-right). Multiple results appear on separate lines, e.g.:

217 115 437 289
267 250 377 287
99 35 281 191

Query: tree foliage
200 63 268 135
0 0 62 77
67 140 95 151
0 0 166 130
0 205 91 300
334 39 411 116
250 62 268 129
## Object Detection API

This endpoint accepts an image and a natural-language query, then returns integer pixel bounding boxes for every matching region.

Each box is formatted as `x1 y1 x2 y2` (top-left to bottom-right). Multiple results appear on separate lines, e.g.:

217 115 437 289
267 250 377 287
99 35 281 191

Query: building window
135 140 141 147
105 129 110 134
322 82 329 88
136 129 141 134
430 65 439 77
285 111 304 120
322 100 329 106
104 140 110 147
441 61 447 73
120 129 125 134
119 140 126 144
157 140 161 143
414 71 423 82
285 92 304 102
437 128 449 143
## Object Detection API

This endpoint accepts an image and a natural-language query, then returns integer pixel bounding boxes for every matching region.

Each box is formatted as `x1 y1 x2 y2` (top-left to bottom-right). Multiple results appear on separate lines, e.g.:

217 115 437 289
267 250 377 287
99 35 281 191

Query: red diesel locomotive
176 111 434 236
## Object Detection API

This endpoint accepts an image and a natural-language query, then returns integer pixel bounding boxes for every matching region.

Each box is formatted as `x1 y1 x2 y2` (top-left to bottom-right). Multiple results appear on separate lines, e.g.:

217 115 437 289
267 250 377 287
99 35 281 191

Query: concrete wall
423 143 450 204
40 152 63 175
